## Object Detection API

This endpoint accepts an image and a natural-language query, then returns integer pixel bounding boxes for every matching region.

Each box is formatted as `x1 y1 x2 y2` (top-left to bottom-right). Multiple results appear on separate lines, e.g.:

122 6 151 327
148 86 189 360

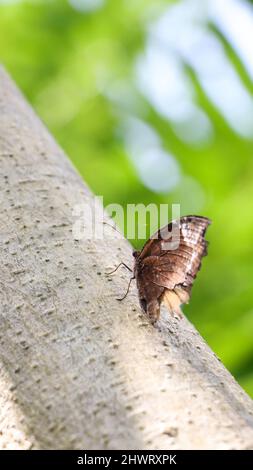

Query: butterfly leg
107 262 132 275
116 276 135 301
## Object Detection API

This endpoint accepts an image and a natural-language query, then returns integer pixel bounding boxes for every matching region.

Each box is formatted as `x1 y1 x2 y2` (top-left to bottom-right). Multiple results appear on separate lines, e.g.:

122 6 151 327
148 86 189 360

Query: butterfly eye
132 250 139 258
140 298 147 313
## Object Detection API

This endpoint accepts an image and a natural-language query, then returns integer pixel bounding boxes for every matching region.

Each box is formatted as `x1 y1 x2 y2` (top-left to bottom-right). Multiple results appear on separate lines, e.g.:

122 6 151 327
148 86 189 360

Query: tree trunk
0 66 253 450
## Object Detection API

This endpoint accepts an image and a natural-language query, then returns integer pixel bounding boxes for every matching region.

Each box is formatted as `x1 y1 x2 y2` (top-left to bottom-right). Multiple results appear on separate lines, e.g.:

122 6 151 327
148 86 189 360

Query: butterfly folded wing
139 215 210 259
135 216 211 322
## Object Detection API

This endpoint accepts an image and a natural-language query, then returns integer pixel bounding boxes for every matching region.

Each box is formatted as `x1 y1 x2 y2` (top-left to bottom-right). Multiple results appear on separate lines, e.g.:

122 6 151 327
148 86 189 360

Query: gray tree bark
0 66 253 450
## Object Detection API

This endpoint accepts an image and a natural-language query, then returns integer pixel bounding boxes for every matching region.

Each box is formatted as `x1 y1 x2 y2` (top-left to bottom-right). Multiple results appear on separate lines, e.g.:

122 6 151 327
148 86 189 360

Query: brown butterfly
110 215 211 324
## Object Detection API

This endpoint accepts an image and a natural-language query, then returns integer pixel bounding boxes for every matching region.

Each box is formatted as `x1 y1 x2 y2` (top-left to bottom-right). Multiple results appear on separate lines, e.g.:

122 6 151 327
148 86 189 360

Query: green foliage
1 0 253 396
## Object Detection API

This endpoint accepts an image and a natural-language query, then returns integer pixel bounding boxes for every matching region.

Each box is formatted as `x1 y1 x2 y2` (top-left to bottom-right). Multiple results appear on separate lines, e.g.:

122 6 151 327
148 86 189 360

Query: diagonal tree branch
0 66 253 450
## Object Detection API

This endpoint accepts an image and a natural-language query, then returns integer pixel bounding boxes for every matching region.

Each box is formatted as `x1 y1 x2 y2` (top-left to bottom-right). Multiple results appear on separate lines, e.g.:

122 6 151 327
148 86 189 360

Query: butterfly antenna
117 276 134 301
103 221 123 237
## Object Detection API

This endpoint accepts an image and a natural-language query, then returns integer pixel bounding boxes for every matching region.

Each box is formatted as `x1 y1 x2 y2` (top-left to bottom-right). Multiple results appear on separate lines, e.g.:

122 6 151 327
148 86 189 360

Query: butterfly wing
135 216 211 321
139 215 210 260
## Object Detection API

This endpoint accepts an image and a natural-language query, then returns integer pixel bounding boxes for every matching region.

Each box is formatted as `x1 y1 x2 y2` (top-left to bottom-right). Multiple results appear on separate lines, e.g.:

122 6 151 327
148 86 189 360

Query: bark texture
0 66 253 450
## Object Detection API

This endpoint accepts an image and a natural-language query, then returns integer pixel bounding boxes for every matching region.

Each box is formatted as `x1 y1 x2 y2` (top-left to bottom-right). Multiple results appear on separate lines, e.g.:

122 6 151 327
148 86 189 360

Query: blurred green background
1 0 253 396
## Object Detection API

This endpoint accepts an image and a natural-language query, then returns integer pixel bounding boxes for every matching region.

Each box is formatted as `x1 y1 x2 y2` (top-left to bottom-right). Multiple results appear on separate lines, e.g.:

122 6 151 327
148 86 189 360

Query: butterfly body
133 215 211 324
